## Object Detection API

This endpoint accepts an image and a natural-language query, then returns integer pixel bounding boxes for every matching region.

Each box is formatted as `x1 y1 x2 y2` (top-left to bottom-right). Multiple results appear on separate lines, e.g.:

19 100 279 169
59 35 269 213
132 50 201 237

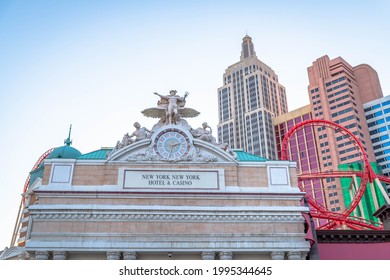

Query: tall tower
364 95 390 185
307 55 383 212
274 105 326 227
217 35 288 159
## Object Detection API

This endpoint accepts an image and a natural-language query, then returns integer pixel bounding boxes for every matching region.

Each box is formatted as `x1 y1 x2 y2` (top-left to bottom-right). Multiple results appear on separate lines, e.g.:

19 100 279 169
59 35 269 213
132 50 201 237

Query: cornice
316 230 390 243
25 233 311 252
29 207 306 223
33 189 306 200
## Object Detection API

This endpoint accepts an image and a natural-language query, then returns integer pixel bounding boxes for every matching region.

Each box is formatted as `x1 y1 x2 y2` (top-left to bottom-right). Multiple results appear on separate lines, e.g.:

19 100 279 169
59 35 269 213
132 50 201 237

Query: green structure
339 162 386 223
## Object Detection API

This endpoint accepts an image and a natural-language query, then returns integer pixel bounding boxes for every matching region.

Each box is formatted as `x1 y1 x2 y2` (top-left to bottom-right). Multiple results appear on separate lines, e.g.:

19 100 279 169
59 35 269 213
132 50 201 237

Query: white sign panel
51 165 72 183
269 167 289 186
123 170 220 190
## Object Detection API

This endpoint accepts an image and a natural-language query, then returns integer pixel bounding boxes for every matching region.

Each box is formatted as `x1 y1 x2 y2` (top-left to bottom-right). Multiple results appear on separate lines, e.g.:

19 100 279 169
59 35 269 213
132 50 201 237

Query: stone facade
12 148 310 259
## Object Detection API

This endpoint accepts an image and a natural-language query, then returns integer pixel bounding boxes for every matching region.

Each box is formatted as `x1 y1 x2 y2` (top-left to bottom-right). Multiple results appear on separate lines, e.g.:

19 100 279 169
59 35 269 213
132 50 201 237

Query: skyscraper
307 55 383 211
217 35 288 159
364 95 390 193
274 105 325 227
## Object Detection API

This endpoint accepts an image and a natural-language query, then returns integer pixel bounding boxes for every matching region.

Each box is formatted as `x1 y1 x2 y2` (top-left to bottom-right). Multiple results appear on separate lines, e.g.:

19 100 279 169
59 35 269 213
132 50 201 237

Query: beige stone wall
42 163 244 187
237 166 268 187
289 167 298 187
43 162 279 188
42 164 52 185
37 196 301 207
71 165 109 185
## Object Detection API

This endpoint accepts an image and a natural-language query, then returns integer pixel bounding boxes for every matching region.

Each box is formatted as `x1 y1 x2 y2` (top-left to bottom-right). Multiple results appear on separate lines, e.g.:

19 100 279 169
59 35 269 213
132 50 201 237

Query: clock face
154 128 191 160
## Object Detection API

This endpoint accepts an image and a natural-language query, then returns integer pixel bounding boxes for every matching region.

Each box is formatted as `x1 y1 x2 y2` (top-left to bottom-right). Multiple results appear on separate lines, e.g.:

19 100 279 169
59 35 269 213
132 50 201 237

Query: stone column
201 251 216 260
106 251 121 260
287 251 301 260
123 251 138 260
35 250 50 260
53 251 67 260
219 251 233 260
270 251 285 260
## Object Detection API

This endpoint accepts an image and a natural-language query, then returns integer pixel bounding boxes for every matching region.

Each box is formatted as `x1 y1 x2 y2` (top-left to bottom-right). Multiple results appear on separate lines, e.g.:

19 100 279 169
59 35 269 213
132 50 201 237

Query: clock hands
154 129 189 160
170 142 180 148
168 141 180 156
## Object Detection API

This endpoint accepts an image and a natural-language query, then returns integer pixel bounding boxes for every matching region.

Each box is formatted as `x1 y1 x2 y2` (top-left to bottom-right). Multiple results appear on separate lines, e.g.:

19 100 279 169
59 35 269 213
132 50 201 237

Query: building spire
64 124 73 146
240 34 256 60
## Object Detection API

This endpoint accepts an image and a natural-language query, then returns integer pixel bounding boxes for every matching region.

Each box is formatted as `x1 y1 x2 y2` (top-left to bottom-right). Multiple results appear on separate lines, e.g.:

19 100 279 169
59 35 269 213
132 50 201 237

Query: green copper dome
47 145 82 159
47 125 82 159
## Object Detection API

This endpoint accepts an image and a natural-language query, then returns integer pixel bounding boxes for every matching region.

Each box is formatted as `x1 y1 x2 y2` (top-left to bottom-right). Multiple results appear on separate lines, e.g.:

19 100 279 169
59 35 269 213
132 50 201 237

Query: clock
154 128 191 160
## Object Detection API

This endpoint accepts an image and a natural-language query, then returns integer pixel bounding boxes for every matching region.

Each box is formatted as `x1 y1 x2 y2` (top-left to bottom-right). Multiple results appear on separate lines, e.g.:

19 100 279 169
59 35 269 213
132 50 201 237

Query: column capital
53 251 67 260
287 251 301 260
35 250 50 260
106 251 121 260
270 251 285 260
201 251 216 260
219 251 233 260
123 251 138 260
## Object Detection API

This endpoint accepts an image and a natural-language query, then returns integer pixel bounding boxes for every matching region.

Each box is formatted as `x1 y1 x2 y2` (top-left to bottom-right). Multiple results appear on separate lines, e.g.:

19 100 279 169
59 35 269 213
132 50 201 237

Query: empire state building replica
217 35 288 159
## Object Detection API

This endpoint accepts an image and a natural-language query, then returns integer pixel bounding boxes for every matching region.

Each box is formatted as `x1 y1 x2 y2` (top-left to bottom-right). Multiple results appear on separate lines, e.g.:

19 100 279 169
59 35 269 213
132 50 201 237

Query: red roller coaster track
10 148 54 247
281 119 390 230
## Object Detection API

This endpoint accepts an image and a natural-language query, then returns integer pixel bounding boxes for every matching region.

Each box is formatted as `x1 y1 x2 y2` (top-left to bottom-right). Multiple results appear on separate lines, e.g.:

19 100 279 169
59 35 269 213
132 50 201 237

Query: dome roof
47 125 82 159
47 145 82 159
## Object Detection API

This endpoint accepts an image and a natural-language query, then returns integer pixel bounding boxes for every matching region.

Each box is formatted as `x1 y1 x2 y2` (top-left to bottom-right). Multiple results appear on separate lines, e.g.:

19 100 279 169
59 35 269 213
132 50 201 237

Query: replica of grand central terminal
1 90 311 260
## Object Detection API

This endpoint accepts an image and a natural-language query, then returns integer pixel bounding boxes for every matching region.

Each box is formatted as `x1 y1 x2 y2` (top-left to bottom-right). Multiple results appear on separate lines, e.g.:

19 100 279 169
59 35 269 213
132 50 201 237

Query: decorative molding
25 236 311 252
316 230 390 243
29 232 307 240
30 211 305 223
29 204 308 212
107 139 150 161
33 189 306 200
0 246 29 260
107 130 235 164
126 142 218 163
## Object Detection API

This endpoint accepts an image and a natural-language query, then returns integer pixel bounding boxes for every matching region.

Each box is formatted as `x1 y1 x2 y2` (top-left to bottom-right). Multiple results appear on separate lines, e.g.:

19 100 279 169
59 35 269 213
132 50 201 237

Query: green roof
47 145 82 159
47 125 82 159
29 165 45 188
76 148 266 161
234 150 268 162
77 148 112 160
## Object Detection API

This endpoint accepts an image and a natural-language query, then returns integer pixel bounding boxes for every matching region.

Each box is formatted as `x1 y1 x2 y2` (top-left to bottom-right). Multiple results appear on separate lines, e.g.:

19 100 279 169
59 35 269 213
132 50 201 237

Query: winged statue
141 90 200 125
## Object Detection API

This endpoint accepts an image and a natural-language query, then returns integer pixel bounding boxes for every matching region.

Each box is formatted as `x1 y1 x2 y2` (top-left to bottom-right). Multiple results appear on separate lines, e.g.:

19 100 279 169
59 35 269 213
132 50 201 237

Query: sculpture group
113 90 233 157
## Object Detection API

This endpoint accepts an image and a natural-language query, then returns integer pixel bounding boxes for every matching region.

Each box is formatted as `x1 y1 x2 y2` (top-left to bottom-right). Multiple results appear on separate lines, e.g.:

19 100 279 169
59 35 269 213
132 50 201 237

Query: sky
0 0 389 249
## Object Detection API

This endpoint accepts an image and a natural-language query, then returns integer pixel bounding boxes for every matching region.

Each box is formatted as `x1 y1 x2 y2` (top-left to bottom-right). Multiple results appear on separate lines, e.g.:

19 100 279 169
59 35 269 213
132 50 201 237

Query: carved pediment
0 246 29 260
107 129 236 164
108 91 236 164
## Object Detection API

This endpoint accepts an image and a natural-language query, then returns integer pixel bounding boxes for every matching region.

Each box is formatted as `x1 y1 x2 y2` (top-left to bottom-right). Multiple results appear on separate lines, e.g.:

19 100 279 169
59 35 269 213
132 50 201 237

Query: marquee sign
123 169 220 190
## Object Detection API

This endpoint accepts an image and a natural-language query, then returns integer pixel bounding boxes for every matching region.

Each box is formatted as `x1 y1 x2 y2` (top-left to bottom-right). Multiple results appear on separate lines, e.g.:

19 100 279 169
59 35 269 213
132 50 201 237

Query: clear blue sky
1 0 389 249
